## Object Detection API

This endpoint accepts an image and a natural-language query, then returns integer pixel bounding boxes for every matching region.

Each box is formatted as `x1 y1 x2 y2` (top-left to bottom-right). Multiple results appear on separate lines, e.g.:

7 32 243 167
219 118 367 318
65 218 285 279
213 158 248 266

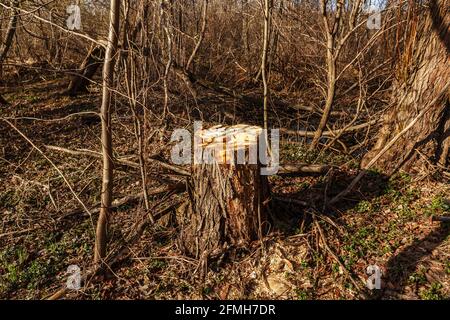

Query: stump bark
178 125 271 259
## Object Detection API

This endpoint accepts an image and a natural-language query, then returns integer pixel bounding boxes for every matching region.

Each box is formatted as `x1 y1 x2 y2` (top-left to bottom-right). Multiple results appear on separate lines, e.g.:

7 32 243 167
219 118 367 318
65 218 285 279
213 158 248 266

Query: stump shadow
270 169 390 235
271 169 450 299
380 222 450 299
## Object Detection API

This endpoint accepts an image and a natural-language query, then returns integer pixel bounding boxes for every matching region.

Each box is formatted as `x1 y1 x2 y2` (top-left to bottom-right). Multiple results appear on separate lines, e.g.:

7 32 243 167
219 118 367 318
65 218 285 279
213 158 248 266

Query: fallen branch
46 145 103 159
45 145 190 176
150 155 190 176
45 199 184 300
289 104 348 117
280 119 379 137
278 164 331 174
58 183 185 221
274 196 308 206
0 227 39 239
313 216 368 299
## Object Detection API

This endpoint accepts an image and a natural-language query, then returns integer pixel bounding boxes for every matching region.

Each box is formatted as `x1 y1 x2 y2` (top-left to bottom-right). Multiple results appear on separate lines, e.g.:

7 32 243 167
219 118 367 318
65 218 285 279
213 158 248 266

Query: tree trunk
261 0 272 132
361 0 449 174
0 94 9 106
94 0 120 267
0 0 20 106
0 0 19 65
309 0 344 151
63 44 105 96
178 125 271 260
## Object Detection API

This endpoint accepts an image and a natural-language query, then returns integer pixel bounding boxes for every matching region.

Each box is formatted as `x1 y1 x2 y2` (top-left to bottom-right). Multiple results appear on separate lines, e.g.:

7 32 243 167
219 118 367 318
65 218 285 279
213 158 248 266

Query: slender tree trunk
185 0 208 72
261 0 272 132
94 0 120 266
161 0 173 114
361 0 449 174
309 37 336 151
0 0 19 105
0 0 19 64
309 0 344 151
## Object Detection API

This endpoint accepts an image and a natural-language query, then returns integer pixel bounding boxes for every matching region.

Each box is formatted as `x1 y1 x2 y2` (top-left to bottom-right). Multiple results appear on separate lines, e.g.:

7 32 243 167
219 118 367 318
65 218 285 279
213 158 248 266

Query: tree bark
94 0 120 267
361 0 450 174
178 125 270 260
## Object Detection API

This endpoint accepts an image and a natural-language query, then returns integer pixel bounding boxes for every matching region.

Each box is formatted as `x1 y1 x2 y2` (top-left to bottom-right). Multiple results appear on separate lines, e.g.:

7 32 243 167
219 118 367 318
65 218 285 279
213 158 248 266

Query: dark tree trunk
0 0 19 64
0 0 20 105
0 94 9 106
178 126 271 260
63 44 105 96
362 0 450 174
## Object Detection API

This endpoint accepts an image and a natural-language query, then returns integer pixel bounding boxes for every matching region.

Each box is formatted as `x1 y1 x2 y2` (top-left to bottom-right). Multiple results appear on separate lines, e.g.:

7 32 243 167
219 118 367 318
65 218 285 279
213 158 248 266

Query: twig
58 183 185 221
0 227 39 239
44 199 184 300
45 145 190 176
3 120 93 218
313 217 368 299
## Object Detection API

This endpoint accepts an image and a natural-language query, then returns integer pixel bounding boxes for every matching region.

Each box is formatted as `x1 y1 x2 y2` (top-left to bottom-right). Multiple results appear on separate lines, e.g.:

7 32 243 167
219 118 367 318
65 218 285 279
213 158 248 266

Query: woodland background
0 0 449 300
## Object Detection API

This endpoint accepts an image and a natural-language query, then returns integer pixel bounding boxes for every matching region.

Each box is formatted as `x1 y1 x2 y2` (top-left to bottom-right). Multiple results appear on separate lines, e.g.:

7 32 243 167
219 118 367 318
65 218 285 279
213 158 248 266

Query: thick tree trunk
63 44 105 96
178 125 270 260
361 0 449 174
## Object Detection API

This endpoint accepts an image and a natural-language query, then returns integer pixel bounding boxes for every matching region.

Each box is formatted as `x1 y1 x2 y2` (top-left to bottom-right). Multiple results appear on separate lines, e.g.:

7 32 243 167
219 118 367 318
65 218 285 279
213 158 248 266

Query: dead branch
278 164 331 175
313 215 368 299
44 145 190 176
280 119 379 137
45 198 184 300
274 196 308 207
57 182 185 221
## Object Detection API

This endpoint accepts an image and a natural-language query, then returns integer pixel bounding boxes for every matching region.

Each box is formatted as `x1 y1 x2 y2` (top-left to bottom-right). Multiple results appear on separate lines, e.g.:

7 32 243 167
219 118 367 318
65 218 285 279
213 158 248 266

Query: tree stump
178 125 271 259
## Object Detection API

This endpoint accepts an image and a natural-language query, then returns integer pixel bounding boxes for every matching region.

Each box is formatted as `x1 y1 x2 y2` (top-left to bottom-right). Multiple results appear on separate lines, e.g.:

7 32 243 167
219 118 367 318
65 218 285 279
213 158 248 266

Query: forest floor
0 70 449 300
